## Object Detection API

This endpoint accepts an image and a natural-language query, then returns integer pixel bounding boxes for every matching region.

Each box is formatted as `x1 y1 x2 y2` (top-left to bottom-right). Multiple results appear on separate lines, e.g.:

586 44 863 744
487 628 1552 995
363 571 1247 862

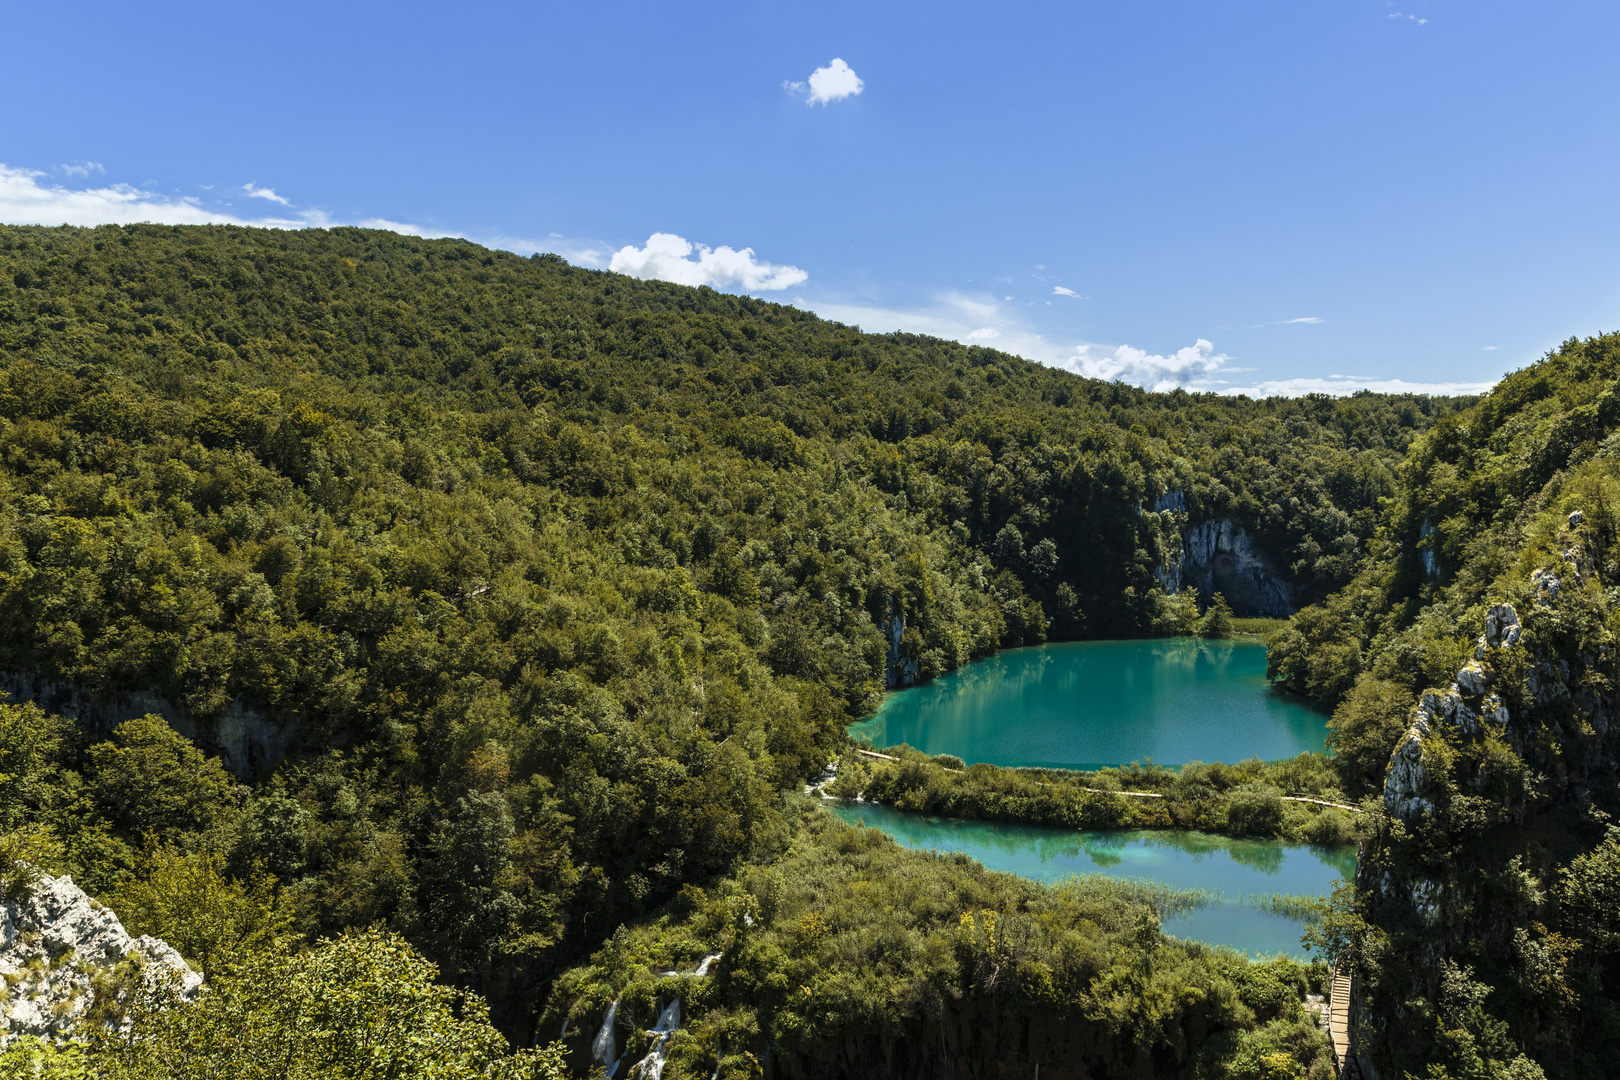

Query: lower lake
849 637 1328 767
828 801 1351 958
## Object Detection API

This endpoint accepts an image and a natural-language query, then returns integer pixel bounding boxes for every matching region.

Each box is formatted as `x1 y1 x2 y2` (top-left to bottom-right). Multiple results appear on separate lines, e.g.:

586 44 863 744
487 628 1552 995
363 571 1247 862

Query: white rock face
1172 518 1294 617
1386 602 1527 820
1 874 201 1044
1384 715 1436 820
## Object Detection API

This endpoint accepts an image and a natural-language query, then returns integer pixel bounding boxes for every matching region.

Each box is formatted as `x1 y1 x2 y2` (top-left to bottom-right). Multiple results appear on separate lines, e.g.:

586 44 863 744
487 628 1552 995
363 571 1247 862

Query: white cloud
1388 12 1429 24
1284 316 1322 324
609 232 807 291
1222 376 1494 397
60 161 105 179
243 183 291 206
1483 346 1499 351
1052 286 1086 298
0 164 307 227
789 58 863 106
1064 339 1232 392
805 290 1493 397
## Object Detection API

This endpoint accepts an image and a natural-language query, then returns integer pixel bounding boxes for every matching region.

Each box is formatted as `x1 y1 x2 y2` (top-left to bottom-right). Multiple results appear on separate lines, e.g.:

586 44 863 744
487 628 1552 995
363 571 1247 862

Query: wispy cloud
785 58 864 105
1483 346 1499 351
1052 286 1086 299
1224 376 1493 397
0 160 633 271
609 232 807 291
1388 12 1429 25
0 164 309 228
803 290 1493 397
242 183 290 206
1252 315 1323 326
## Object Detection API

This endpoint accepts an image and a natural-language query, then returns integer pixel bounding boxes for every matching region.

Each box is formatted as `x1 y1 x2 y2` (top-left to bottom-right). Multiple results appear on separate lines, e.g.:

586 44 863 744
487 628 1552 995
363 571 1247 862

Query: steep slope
1272 333 1620 1079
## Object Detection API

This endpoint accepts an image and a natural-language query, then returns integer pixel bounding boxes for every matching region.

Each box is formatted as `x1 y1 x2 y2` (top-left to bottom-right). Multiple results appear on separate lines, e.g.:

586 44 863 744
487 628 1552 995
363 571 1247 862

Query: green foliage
843 746 1357 842
107 845 289 976
0 223 1469 1064
0 1037 95 1080
1558 826 1620 954
542 801 1332 1079
1199 591 1236 638
1275 333 1620 1079
1327 676 1416 794
86 715 237 844
89 928 576 1079
1265 605 1362 701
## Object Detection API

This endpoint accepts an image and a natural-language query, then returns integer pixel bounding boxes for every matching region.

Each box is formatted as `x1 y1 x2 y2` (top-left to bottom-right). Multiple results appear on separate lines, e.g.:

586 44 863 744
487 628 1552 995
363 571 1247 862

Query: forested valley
0 222 1547 1079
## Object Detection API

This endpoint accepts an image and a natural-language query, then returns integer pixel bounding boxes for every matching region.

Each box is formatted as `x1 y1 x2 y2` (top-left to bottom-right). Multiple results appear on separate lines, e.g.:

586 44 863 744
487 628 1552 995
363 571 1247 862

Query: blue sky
5 1 1619 395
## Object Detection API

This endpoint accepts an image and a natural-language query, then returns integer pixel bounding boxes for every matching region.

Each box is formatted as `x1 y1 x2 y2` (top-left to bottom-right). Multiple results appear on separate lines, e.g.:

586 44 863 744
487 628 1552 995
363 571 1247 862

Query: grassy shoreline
827 746 1367 846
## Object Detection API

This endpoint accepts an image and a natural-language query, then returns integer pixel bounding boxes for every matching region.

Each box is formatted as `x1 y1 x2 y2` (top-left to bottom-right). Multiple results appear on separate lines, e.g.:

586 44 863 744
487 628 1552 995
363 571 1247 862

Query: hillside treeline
1273 333 1620 1079
0 222 1462 1072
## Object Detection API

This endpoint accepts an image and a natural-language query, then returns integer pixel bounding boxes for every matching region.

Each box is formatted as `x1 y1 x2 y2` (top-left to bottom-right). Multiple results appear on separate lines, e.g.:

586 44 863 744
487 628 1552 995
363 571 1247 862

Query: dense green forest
0 222 1483 1077
1269 333 1620 1079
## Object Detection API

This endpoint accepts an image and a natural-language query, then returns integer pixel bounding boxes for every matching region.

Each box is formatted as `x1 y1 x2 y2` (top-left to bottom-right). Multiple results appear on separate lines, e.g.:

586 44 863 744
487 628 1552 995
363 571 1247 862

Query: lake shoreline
851 636 1333 769
824 799 1351 959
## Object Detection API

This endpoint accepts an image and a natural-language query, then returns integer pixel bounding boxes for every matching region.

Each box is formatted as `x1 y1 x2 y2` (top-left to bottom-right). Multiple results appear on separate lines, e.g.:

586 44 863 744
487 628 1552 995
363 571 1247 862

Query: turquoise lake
828 801 1352 958
849 637 1329 767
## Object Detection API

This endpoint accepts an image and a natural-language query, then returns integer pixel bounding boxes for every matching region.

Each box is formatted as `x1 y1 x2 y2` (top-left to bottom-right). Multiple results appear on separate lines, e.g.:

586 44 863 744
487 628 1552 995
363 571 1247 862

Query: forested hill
0 223 1467 1045
1271 333 1620 1079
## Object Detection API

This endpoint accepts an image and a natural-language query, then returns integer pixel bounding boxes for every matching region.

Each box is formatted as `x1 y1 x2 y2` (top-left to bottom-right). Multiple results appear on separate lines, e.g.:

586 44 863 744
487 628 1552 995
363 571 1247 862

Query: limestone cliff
1 874 201 1044
1151 494 1295 617
0 673 293 778
1354 508 1619 1078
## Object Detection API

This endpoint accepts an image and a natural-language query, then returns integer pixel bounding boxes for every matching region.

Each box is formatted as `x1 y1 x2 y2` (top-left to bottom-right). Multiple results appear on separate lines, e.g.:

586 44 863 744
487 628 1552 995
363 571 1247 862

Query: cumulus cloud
1064 339 1232 392
60 161 104 179
243 183 290 206
786 58 863 105
1052 286 1085 298
609 232 808 291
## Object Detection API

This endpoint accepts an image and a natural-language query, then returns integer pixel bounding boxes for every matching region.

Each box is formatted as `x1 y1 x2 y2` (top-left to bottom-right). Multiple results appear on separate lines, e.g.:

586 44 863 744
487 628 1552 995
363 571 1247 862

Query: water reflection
851 638 1329 767
827 801 1351 958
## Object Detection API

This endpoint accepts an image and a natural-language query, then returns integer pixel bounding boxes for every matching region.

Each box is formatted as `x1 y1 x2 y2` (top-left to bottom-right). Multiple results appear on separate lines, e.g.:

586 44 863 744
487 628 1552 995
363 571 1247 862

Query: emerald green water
850 638 1328 767
828 801 1351 958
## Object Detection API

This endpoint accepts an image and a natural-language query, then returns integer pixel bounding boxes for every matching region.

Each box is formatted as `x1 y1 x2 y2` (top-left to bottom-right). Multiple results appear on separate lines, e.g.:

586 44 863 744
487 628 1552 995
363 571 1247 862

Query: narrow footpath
1330 966 1361 1079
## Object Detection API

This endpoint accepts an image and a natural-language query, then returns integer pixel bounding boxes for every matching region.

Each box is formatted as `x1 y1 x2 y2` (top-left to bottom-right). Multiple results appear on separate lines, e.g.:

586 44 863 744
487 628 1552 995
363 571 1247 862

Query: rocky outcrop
881 604 919 688
1359 510 1620 1076
1 874 201 1044
1151 496 1294 617
1418 516 1441 579
0 672 293 777
1383 602 1525 822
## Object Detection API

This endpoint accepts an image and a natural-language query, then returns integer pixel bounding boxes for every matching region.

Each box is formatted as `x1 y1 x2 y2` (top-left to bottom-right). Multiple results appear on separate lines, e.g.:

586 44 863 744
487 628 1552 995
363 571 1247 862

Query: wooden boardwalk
1329 966 1361 1079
